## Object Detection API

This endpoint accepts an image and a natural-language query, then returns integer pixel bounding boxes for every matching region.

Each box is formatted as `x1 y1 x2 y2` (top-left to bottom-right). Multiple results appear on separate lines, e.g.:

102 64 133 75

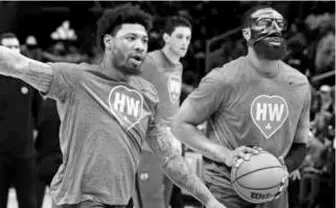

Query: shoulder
280 62 311 101
129 75 159 104
281 61 310 86
141 51 160 73
204 56 246 86
48 62 93 75
145 50 160 66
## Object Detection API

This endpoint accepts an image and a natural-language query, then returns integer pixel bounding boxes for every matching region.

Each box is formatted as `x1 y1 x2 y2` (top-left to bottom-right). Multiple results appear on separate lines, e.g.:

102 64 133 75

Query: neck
99 53 128 82
247 47 280 77
162 45 180 64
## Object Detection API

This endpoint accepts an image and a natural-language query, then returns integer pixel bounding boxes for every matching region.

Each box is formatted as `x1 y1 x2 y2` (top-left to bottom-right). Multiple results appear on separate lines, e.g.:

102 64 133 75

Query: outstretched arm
0 46 52 93
146 118 226 208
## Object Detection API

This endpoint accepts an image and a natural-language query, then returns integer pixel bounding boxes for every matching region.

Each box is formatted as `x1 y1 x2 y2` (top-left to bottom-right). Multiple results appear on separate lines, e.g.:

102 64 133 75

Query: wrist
217 146 231 166
204 196 218 207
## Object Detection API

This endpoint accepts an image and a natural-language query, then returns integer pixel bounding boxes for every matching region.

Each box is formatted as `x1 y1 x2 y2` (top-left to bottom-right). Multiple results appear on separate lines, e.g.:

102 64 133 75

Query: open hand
226 146 261 167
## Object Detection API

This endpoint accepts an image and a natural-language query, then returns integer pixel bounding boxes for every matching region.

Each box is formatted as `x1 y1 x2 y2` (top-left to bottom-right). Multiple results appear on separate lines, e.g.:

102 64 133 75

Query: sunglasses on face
254 17 287 30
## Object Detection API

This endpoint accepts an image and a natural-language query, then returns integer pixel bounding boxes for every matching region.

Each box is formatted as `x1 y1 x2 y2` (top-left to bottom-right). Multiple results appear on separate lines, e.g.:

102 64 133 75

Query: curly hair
96 3 153 50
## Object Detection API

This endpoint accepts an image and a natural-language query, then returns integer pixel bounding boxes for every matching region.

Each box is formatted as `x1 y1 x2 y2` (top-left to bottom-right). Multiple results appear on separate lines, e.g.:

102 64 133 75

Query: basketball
231 150 288 204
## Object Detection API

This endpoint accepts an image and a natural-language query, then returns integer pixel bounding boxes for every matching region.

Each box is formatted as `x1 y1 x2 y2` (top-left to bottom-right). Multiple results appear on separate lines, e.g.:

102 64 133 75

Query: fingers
235 158 244 168
297 172 301 180
236 150 251 160
237 146 260 155
251 145 263 152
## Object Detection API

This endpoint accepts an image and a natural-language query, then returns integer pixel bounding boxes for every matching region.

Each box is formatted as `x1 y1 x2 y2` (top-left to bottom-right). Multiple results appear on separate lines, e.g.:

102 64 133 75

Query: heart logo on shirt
108 85 144 130
167 74 182 104
250 95 289 139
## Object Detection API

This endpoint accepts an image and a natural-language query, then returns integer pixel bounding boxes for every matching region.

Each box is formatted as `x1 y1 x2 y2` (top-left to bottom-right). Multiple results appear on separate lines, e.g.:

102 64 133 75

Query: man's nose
271 21 282 33
134 39 145 52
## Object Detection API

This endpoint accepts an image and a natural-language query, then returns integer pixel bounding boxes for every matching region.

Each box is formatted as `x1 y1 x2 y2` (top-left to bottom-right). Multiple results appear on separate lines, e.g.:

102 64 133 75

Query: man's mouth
129 54 143 65
265 33 283 46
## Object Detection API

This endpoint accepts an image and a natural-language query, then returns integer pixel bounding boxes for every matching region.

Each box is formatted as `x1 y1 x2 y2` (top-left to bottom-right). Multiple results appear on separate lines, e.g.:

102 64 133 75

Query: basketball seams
237 180 281 190
233 165 283 183
232 181 259 203
230 151 287 203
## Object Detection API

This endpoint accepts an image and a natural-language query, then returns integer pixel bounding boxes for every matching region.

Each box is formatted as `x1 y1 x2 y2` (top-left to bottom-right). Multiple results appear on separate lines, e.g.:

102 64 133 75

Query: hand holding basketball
231 150 289 204
225 146 261 167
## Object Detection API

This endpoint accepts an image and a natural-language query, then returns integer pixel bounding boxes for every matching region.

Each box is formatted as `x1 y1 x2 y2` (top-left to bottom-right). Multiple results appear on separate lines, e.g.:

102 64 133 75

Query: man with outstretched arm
0 4 225 208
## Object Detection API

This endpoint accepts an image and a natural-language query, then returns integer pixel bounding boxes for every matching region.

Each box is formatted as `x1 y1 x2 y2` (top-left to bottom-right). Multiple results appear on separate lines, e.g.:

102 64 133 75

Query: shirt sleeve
184 67 230 120
45 62 83 103
293 84 311 144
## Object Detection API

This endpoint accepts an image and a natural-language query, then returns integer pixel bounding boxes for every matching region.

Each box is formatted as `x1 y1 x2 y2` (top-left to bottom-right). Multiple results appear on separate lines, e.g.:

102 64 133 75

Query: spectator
311 85 334 143
0 32 42 208
21 35 43 61
313 30 335 86
285 35 311 76
35 98 62 208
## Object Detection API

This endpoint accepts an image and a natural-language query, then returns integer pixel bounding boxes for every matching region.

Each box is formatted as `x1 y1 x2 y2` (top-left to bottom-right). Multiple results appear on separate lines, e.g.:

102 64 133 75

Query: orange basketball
230 150 288 204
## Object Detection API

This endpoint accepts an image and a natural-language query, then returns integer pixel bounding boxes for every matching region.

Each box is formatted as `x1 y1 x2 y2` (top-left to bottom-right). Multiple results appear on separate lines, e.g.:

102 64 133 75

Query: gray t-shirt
45 62 159 205
186 56 310 185
141 50 183 126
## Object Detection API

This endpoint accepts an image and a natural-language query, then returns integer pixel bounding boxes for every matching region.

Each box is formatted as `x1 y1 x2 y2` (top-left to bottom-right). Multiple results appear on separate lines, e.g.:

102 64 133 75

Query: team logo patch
108 86 144 130
167 74 181 104
250 95 289 139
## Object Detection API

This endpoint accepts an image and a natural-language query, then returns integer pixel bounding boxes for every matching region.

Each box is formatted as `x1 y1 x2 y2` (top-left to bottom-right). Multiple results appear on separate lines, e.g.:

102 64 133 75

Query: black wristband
284 143 307 172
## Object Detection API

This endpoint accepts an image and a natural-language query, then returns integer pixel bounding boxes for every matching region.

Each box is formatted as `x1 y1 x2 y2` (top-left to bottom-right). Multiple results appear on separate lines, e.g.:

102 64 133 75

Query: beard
253 37 287 60
112 49 142 76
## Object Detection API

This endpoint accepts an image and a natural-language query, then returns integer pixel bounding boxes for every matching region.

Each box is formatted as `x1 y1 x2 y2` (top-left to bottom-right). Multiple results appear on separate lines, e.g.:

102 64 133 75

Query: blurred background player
173 4 311 208
134 15 192 208
0 32 43 208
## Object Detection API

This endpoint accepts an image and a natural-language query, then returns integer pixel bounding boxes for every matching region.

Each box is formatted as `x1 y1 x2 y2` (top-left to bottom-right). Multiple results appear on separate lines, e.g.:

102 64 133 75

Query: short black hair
163 15 192 35
242 4 276 28
0 32 18 43
96 3 153 50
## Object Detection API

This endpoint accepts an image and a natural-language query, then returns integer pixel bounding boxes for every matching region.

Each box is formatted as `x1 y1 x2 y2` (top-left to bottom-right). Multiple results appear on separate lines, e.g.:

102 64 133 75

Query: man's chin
254 40 286 60
124 67 142 76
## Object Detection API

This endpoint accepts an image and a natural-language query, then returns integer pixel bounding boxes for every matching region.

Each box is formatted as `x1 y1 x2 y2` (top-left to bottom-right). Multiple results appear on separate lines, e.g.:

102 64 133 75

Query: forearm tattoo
147 118 214 205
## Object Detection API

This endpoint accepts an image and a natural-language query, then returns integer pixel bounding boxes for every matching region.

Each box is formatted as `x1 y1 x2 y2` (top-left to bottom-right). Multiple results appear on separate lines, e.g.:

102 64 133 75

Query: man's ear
103 34 114 50
163 33 170 44
242 28 251 41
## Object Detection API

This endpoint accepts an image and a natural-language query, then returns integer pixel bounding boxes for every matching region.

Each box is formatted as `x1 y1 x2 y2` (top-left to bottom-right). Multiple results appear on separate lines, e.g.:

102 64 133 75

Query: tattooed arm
146 118 226 208
0 46 52 93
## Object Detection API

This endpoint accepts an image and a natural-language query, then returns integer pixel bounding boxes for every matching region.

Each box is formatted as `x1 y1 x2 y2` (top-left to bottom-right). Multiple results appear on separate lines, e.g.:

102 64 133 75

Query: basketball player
0 4 225 208
172 5 310 208
135 16 192 208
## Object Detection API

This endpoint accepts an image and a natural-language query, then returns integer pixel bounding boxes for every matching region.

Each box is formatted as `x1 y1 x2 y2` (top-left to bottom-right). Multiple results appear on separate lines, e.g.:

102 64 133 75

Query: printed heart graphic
250 95 289 139
167 74 182 104
108 85 144 130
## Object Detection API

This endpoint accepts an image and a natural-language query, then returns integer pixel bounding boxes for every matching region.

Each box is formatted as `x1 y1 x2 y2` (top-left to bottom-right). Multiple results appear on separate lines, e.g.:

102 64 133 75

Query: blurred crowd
0 1 334 208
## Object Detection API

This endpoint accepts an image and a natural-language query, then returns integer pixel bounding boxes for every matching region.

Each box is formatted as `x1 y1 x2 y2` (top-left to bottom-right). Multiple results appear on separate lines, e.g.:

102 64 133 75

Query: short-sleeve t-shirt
45 62 159 205
186 56 311 183
141 50 183 126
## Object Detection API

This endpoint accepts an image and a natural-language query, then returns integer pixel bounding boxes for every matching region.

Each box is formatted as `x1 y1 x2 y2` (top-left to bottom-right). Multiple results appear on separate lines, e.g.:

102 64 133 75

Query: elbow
171 119 181 136
171 119 186 142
